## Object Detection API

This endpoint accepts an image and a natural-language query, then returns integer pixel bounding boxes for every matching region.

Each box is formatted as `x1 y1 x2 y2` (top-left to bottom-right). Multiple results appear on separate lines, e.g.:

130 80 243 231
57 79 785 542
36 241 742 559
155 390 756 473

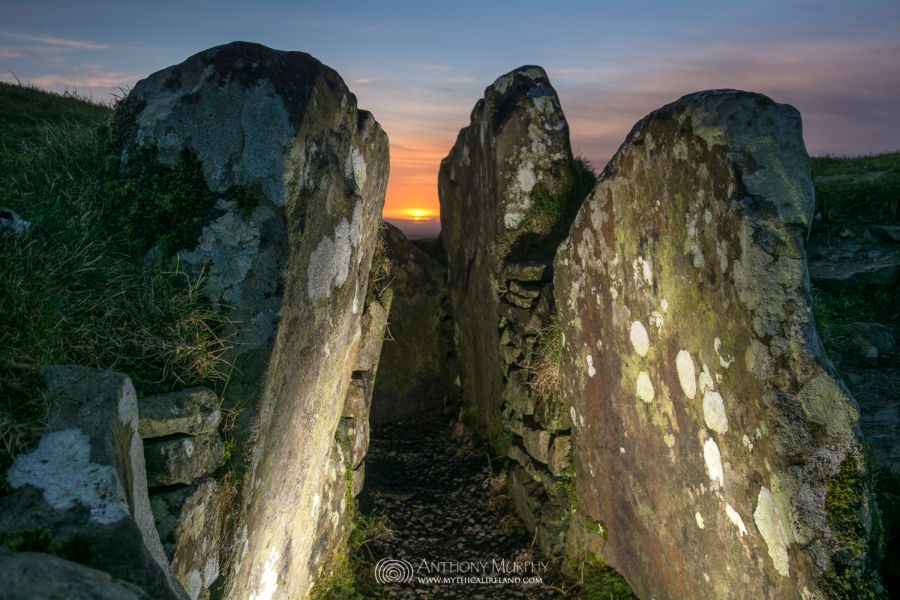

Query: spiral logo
374 558 415 584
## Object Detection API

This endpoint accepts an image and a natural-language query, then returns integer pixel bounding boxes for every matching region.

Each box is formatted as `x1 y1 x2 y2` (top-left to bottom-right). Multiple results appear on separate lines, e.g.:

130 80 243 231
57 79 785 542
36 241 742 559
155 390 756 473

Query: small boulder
844 321 895 365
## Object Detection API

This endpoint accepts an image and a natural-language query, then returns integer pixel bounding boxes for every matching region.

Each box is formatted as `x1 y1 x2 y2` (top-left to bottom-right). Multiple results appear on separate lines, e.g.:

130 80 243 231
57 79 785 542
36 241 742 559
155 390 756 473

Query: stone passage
371 223 458 425
555 90 878 598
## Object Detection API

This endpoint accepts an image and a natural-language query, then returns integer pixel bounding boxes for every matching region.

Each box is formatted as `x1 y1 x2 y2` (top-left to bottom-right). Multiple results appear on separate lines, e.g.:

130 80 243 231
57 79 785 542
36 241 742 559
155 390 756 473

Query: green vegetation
822 456 885 599
309 458 392 600
570 554 635 600
812 287 894 354
812 152 900 221
0 82 231 473
0 81 109 147
496 156 597 259
365 223 392 307
826 456 869 555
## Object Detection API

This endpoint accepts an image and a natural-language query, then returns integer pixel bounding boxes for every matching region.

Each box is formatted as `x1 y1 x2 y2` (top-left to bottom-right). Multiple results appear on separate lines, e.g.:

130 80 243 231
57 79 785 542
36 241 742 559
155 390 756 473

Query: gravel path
355 416 568 599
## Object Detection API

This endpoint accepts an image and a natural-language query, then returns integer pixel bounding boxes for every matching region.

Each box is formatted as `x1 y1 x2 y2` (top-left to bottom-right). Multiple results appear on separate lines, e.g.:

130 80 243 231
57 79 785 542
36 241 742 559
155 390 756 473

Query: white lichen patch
250 547 280 600
703 391 728 434
754 487 791 577
7 429 130 525
345 146 367 191
636 371 655 403
695 511 705 529
630 321 650 357
586 354 596 378
703 438 724 487
570 407 577 428
725 503 748 536
675 350 697 399
182 438 195 458
311 493 321 516
187 570 203 600
698 364 715 394
181 200 262 307
714 337 734 368
632 256 653 286
742 434 754 452
307 218 354 300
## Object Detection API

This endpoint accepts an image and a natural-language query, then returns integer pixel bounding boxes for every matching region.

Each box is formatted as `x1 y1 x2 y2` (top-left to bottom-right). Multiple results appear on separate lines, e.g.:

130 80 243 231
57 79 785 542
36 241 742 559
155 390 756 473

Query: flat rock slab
0 549 152 600
138 387 221 439
144 432 223 487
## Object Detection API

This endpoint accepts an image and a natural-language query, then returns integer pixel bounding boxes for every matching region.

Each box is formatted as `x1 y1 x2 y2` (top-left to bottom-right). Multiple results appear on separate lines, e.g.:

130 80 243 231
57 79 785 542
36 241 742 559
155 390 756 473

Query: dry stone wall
439 66 580 557
555 90 879 599
439 65 573 438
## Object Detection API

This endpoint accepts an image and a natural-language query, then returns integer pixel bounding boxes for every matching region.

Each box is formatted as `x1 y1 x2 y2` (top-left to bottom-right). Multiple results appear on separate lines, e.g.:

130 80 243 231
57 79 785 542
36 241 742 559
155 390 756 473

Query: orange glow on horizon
381 135 446 221
386 207 440 221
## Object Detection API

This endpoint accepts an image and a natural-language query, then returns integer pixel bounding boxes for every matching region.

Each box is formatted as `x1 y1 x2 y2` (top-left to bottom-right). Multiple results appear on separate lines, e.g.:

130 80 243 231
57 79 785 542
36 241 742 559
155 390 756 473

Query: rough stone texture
439 66 572 437
372 223 457 424
144 432 223 488
138 387 221 439
122 42 389 599
555 90 877 598
0 549 153 599
149 479 225 600
0 366 186 599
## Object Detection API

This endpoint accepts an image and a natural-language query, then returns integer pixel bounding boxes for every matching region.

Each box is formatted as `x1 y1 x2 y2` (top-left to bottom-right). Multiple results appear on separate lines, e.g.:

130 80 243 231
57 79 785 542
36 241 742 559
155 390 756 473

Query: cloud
0 30 110 50
29 72 138 90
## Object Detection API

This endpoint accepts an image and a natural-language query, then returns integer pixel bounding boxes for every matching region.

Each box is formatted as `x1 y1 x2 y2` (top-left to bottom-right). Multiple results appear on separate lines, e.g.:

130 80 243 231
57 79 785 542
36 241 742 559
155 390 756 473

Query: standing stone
555 90 879 598
121 42 388 599
0 366 186 599
371 223 456 424
439 65 572 437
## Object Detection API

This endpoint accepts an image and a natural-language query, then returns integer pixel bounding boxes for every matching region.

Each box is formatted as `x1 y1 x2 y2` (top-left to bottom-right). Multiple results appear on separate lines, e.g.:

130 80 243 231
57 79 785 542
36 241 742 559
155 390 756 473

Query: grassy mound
813 152 900 221
0 82 230 473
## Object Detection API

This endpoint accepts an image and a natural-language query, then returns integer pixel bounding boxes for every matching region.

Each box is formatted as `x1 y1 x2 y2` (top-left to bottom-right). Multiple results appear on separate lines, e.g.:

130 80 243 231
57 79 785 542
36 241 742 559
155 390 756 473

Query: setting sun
397 208 439 221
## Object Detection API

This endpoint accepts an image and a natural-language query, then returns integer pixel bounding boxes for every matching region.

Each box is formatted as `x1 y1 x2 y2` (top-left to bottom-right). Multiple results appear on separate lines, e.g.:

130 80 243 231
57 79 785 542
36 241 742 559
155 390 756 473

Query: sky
2 0 899 232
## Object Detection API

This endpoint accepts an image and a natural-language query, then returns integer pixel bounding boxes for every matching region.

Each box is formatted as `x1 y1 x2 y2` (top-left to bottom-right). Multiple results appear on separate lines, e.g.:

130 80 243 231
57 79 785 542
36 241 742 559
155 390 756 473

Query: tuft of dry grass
528 314 563 403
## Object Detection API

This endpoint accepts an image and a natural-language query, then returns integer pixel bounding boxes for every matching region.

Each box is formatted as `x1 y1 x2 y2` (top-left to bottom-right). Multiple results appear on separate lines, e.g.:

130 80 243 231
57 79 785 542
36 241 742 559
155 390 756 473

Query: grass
812 287 894 355
529 314 563 404
0 82 231 473
812 152 900 221
495 156 597 260
0 81 110 147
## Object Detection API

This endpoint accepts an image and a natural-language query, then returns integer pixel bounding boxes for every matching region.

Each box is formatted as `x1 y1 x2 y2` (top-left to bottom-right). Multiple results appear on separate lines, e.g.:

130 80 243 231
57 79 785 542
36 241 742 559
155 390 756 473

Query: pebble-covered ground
355 415 570 599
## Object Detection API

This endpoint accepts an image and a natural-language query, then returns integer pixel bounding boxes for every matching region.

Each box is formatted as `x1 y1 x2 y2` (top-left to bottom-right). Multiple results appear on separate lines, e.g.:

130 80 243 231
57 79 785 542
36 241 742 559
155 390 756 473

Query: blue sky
2 0 898 216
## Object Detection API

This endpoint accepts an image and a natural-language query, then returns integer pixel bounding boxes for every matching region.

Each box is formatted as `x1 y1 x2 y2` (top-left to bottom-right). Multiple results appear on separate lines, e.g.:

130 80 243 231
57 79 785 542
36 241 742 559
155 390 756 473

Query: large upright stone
122 42 388 598
0 366 185 599
555 90 879 598
439 66 572 435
